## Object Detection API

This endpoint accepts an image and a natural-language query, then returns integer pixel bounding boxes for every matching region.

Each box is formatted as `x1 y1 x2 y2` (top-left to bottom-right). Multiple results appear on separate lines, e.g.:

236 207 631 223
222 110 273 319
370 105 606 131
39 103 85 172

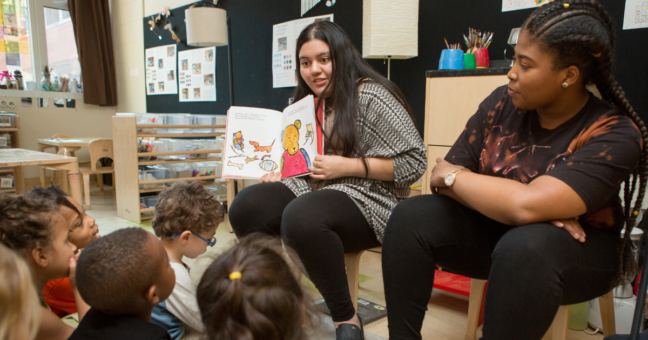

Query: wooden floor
88 187 604 340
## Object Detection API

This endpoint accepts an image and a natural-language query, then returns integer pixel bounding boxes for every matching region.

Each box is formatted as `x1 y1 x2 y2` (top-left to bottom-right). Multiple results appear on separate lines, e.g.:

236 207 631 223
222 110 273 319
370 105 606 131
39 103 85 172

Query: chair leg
599 291 616 336
344 251 365 312
466 279 487 340
82 173 92 210
61 170 69 193
548 305 570 340
97 174 104 191
112 172 116 191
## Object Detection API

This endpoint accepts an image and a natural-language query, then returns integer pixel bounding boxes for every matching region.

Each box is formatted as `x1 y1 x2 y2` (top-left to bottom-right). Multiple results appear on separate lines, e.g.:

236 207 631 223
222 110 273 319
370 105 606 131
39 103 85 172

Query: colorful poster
272 14 333 88
145 44 178 95
502 0 555 12
178 47 216 102
623 0 648 30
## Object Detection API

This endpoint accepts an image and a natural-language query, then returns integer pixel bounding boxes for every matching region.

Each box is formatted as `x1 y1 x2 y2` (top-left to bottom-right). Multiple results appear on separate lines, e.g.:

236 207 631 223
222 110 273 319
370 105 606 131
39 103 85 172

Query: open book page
222 107 285 179
279 95 318 178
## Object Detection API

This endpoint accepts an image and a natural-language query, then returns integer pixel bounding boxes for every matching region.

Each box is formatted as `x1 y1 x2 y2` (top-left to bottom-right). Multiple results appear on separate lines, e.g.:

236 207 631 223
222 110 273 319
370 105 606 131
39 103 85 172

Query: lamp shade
362 0 418 59
186 7 228 47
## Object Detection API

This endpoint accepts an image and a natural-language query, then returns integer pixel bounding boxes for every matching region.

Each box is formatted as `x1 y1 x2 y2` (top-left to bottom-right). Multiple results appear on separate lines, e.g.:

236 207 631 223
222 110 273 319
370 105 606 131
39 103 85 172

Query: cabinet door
424 75 509 146
421 146 451 195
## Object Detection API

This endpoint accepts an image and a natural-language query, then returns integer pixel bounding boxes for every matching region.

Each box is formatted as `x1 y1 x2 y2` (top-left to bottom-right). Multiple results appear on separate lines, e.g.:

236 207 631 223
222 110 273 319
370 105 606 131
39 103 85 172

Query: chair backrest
52 133 72 139
87 139 114 172
56 147 71 156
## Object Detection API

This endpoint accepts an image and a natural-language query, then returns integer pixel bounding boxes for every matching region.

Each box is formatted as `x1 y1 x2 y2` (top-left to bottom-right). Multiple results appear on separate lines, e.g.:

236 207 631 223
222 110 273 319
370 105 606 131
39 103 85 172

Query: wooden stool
465 279 616 340
345 250 366 312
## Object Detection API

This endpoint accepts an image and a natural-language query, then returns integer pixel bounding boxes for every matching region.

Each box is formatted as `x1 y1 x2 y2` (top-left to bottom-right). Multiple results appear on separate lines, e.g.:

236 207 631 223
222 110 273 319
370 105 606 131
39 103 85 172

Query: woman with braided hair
382 1 647 339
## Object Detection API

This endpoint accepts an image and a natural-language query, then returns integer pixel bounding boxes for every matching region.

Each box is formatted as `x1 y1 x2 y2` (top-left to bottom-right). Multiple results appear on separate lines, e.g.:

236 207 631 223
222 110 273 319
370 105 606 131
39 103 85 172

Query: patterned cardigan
281 81 427 243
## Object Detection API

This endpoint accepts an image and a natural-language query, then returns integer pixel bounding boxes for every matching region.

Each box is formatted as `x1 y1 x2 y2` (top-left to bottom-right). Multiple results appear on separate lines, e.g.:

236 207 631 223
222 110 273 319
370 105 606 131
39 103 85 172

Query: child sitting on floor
0 194 88 340
26 185 100 317
150 180 225 340
196 234 318 340
70 227 176 340
0 243 41 340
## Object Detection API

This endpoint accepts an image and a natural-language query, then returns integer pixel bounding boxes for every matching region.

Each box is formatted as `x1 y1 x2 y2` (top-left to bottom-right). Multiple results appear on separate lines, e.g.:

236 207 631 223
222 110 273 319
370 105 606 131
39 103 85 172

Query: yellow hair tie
592 52 602 58
229 271 242 280
634 210 639 216
564 3 570 8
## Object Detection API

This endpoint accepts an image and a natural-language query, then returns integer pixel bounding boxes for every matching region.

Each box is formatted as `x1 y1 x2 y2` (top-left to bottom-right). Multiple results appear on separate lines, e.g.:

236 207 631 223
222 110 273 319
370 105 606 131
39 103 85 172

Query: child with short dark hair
70 227 176 340
25 185 100 317
196 234 318 340
0 194 86 340
151 180 225 340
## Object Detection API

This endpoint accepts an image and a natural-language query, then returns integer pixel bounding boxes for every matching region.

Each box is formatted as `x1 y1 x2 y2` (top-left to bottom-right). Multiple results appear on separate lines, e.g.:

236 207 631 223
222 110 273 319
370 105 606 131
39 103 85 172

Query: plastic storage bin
140 196 159 209
136 114 163 133
0 112 16 128
208 180 228 200
161 114 191 133
164 163 194 179
191 115 217 133
138 139 169 161
188 140 215 159
166 140 192 160
139 169 166 189
0 133 11 149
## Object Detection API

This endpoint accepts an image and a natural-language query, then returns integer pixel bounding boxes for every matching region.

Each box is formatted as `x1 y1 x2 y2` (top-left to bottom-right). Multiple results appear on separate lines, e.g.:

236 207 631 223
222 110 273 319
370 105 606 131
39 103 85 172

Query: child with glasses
151 180 225 340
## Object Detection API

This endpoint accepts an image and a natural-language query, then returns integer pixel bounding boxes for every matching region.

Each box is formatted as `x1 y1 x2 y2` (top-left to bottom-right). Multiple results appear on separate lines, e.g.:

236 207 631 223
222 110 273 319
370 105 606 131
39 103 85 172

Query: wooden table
37 138 103 187
0 149 83 204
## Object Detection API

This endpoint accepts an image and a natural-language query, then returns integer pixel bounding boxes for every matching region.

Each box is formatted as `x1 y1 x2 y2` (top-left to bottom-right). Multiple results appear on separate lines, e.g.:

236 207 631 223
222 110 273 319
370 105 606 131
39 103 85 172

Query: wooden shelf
137 133 222 138
139 175 221 186
113 115 234 224
0 89 84 100
138 157 222 166
137 124 226 129
0 168 14 173
0 188 16 193
0 116 24 195
137 149 221 157
0 128 19 132
217 198 227 203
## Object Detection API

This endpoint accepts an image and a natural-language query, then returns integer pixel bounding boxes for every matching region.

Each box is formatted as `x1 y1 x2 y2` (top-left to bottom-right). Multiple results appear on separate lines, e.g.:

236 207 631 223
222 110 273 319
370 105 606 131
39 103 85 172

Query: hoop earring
562 83 568 88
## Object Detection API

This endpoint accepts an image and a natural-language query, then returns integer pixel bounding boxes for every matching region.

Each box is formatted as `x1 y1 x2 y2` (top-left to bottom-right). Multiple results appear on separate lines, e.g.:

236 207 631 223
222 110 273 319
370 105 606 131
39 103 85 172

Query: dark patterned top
446 85 642 233
281 81 427 242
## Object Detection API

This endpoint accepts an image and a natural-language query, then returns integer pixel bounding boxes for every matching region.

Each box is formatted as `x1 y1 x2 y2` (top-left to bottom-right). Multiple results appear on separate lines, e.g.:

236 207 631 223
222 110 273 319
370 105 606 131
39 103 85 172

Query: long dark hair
196 234 318 340
523 0 648 285
293 21 415 176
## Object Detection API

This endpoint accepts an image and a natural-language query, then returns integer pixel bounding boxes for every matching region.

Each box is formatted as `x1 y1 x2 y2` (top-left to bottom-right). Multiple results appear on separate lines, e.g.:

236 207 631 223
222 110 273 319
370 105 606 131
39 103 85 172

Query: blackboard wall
144 0 648 136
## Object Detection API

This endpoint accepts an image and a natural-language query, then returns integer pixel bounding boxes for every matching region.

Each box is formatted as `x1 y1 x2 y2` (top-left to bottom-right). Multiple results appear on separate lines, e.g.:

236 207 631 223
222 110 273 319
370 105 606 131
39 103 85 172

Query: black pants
382 194 621 340
229 182 381 322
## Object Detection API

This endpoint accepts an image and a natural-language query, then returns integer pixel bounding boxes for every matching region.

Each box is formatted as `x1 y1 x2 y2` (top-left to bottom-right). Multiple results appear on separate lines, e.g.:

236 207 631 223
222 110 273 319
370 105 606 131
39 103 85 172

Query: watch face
445 173 454 187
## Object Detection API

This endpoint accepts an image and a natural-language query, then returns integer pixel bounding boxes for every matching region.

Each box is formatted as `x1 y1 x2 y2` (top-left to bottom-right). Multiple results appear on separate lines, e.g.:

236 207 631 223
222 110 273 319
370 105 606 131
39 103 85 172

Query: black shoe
335 315 364 340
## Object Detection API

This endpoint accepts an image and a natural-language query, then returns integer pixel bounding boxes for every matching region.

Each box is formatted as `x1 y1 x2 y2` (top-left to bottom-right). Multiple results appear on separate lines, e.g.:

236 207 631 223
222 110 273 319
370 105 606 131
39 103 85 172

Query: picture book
222 95 323 179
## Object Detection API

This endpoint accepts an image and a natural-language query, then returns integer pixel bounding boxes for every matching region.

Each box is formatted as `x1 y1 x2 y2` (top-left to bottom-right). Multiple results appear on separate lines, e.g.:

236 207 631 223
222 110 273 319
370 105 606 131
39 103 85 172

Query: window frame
27 0 78 89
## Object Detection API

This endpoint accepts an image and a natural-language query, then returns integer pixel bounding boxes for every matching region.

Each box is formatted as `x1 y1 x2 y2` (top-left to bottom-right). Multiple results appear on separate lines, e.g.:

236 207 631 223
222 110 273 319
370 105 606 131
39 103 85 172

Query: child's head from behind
0 194 76 281
197 234 315 340
25 185 100 249
0 243 41 340
152 180 224 258
75 228 176 316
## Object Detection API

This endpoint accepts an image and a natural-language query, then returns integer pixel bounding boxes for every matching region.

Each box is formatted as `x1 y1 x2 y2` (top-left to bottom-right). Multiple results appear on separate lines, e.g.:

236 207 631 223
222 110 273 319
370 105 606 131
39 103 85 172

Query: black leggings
228 182 381 322
382 194 621 340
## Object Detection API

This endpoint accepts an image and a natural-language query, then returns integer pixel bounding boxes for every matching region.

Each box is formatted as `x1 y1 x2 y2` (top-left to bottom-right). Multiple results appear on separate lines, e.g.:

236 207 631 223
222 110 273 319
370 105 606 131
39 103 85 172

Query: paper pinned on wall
623 0 648 30
502 0 555 12
178 46 217 102
145 44 178 95
272 14 334 88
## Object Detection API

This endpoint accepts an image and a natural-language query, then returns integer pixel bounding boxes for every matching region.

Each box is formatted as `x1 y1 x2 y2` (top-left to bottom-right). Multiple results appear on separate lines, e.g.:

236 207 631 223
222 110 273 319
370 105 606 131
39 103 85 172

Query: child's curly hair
152 180 225 238
0 194 59 255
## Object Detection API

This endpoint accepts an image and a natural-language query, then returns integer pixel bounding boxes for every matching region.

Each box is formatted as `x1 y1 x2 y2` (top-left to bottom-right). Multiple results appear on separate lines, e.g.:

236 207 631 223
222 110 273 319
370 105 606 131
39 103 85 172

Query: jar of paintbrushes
463 28 493 69
439 38 464 70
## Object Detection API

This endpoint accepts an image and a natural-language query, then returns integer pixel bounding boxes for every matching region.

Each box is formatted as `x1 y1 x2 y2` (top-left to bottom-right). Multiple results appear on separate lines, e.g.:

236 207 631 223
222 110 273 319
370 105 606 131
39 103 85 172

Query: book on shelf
222 95 323 179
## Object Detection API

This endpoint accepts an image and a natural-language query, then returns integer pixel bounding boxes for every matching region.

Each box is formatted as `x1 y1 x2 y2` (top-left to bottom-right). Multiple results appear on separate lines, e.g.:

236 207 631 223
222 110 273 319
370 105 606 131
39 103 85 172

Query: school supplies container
191 114 218 133
160 114 192 133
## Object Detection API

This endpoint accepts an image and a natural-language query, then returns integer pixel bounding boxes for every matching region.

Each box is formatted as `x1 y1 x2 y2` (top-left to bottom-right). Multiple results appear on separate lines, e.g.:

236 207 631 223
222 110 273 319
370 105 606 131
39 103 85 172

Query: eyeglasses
169 231 217 247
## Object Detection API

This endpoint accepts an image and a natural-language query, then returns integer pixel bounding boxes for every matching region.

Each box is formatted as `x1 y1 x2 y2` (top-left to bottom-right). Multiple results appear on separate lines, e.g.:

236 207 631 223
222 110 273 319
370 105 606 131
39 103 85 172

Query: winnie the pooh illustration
281 119 311 177
231 131 244 154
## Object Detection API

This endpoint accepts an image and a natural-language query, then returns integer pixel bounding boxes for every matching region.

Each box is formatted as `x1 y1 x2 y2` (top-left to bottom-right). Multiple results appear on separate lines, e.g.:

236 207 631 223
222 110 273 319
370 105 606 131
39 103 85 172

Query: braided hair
523 0 648 285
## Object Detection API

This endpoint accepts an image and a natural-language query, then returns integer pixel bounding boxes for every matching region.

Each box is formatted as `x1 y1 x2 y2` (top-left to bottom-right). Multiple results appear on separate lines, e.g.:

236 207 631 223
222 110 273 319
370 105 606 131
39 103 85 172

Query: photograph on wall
178 46 216 102
623 0 648 30
272 14 334 88
145 44 178 95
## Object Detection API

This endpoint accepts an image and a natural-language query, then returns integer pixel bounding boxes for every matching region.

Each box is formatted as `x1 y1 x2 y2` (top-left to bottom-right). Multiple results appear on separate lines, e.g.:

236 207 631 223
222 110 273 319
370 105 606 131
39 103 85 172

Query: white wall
144 0 196 17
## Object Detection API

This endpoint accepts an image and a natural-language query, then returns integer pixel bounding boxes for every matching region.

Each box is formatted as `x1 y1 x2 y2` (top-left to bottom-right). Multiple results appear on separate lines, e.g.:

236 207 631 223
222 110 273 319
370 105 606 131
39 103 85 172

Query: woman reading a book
229 21 426 340
381 1 648 339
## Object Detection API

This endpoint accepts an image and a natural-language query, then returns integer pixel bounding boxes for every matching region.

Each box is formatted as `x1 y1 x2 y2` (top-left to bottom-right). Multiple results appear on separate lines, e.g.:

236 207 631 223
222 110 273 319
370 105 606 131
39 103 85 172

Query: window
0 0 80 87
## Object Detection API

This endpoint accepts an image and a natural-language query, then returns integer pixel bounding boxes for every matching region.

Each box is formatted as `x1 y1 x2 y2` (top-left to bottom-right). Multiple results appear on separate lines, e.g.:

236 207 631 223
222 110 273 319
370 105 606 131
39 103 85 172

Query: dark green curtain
68 0 117 106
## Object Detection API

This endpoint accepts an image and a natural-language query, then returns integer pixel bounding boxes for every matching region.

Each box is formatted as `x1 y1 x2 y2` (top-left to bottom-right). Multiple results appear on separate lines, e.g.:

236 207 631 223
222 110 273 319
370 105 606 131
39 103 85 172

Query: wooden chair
465 278 616 340
79 139 115 210
345 250 367 312
43 147 72 192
